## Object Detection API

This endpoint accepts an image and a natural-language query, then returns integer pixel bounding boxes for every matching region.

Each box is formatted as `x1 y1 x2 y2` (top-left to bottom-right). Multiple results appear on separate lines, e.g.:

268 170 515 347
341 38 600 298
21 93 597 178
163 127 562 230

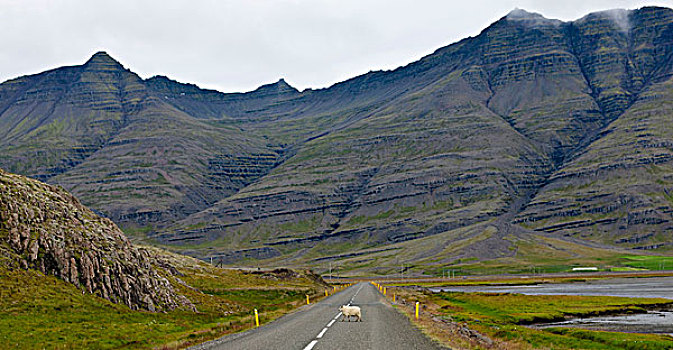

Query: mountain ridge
1 6 673 271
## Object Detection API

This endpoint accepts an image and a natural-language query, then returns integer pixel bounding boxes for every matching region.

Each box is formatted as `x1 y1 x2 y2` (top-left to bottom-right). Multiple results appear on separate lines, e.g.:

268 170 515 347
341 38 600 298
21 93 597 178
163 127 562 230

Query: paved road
191 282 446 350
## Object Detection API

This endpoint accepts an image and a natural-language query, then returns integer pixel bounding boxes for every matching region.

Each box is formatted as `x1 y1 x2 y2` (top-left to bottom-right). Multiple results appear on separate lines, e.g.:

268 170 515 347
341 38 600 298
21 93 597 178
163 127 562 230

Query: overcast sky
1 0 671 92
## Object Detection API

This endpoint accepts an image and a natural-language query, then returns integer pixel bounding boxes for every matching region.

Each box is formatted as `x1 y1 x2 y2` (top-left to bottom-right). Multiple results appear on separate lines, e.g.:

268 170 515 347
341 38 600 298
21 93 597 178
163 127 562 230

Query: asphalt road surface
191 282 446 350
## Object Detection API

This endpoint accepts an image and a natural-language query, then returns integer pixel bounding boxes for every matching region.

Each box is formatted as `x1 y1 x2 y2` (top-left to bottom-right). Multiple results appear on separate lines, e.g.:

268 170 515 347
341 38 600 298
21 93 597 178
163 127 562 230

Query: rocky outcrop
0 168 192 311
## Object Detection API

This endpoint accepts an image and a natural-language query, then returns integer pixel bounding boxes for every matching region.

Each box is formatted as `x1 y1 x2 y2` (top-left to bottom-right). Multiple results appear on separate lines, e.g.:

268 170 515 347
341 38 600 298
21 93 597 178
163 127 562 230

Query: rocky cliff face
0 168 192 311
0 52 279 231
515 7 673 249
2 7 673 266
165 7 673 261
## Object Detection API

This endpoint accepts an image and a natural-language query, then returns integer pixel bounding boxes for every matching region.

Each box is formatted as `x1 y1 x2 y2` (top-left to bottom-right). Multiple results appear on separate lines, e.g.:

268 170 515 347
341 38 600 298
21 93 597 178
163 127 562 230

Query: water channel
429 276 673 334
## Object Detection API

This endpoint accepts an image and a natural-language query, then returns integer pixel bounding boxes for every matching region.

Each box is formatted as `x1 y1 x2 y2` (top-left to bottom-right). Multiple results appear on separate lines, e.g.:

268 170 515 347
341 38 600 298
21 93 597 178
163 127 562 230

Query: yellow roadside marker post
384 287 387 295
393 294 396 302
415 302 419 319
306 294 310 305
254 308 259 327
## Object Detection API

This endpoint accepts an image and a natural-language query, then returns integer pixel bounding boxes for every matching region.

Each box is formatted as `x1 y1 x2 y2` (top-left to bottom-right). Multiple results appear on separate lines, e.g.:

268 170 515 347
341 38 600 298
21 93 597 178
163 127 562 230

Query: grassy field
435 292 670 325
0 250 329 349
386 286 673 349
621 255 673 271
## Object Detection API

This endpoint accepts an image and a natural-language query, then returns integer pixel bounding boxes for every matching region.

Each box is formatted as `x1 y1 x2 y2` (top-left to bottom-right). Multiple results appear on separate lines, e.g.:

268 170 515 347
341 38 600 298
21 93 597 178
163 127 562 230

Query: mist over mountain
2 6 673 270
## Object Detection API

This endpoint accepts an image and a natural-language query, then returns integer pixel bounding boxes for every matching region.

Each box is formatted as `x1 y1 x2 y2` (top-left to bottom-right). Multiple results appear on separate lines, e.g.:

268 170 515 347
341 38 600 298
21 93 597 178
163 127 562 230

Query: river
429 276 673 299
429 276 673 334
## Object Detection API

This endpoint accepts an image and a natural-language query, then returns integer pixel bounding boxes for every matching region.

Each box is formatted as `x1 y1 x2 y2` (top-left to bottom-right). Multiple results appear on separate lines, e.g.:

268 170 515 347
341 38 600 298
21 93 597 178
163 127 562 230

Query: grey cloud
601 8 632 32
0 0 670 92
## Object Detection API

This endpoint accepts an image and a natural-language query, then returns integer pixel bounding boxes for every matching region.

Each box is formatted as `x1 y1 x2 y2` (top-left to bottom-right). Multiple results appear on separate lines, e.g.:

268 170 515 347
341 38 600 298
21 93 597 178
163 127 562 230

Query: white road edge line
334 313 340 320
304 340 318 350
317 328 328 338
327 319 336 327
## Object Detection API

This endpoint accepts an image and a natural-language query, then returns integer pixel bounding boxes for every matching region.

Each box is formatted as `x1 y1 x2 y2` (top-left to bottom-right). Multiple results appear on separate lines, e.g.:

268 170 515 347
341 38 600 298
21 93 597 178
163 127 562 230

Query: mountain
0 52 282 230
515 8 673 249
0 167 190 311
1 7 673 272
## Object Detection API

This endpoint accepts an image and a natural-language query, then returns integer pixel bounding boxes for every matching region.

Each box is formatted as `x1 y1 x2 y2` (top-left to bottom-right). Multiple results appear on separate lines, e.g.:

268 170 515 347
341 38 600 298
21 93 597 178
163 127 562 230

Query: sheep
339 305 362 322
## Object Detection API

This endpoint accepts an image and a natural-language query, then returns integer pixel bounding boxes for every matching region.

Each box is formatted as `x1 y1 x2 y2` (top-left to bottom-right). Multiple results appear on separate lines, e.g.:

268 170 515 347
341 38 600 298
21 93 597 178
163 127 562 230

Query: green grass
622 255 673 270
203 289 304 310
410 234 673 277
0 268 201 349
278 216 321 234
347 210 395 225
431 292 673 349
437 292 668 324
0 257 327 349
121 224 155 241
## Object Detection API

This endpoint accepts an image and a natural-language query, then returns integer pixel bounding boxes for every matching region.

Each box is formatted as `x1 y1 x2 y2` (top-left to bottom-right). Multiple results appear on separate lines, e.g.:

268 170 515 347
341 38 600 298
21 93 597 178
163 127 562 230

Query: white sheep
339 305 362 322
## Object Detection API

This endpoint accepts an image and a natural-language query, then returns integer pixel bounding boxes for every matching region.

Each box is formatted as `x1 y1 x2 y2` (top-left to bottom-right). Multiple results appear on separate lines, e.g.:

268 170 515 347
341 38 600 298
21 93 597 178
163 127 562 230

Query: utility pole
394 257 399 277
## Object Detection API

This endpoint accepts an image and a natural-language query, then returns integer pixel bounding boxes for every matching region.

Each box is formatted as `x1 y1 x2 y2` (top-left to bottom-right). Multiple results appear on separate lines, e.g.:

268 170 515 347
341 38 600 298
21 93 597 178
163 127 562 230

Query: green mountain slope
162 7 673 266
516 7 673 249
2 7 673 271
0 52 279 230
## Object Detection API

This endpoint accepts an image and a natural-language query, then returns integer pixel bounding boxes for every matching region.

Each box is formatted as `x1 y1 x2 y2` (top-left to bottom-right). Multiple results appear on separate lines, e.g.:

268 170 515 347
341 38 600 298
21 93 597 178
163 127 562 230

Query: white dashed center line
317 328 328 338
303 340 318 350
303 283 365 349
